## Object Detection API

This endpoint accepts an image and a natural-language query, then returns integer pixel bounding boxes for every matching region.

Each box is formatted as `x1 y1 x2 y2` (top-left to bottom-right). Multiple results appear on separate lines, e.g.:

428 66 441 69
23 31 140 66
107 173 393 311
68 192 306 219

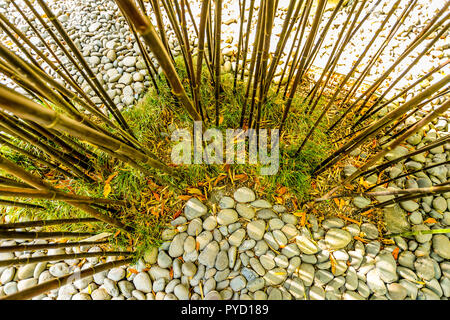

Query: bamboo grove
0 0 448 299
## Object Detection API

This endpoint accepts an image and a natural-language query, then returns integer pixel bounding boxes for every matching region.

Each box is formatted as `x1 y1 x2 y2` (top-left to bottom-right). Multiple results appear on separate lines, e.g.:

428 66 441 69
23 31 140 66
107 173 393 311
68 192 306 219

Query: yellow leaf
293 211 303 217
340 199 345 209
105 171 118 184
277 186 287 195
187 187 203 196
330 254 336 274
333 198 340 207
392 247 400 260
234 174 247 181
423 218 437 224
103 183 112 197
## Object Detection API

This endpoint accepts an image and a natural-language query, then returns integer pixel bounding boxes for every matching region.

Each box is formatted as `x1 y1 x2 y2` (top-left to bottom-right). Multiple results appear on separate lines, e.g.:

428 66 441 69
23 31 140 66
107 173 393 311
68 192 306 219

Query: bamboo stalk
34 0 132 135
366 160 450 191
301 0 345 81
0 112 94 183
315 185 450 202
214 0 222 126
20 0 123 130
206 2 214 71
0 176 30 189
246 0 267 129
346 6 450 119
233 0 247 91
181 0 200 113
303 0 361 106
359 183 450 212
239 0 256 81
281 0 313 100
120 6 160 93
9 0 84 95
379 90 450 147
0 153 129 231
323 92 450 198
0 15 42 70
279 0 326 133
169 0 196 94
264 0 301 92
328 0 412 122
239 1 264 127
194 0 210 121
0 187 128 206
386 228 450 239
0 7 91 111
0 230 96 240
0 41 127 150
298 0 400 151
0 240 109 253
0 199 44 210
352 21 450 129
313 75 450 177
6 116 93 173
0 134 76 180
0 217 100 230
184 0 199 38
149 0 173 60
253 0 276 130
0 258 133 300
361 135 450 178
114 0 202 122
275 0 306 96
341 59 449 132
0 84 177 178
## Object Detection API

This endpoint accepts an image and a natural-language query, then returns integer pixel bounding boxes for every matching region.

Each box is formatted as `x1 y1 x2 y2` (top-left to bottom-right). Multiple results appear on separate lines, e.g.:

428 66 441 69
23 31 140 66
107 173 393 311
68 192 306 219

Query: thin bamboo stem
0 199 44 210
0 230 96 240
0 251 134 267
214 0 222 126
0 217 100 230
0 258 133 300
323 88 450 198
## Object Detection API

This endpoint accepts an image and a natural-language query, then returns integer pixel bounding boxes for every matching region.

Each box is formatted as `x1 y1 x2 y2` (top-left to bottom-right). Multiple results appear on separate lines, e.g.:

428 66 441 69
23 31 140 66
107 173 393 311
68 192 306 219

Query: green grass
122 58 333 203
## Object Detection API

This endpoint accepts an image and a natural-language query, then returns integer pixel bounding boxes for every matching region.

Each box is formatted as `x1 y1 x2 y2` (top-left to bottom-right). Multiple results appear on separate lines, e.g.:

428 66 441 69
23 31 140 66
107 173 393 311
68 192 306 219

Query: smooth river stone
247 220 266 240
184 198 207 220
325 229 352 250
263 268 288 286
217 209 239 225
233 187 256 203
198 241 220 268
295 235 319 254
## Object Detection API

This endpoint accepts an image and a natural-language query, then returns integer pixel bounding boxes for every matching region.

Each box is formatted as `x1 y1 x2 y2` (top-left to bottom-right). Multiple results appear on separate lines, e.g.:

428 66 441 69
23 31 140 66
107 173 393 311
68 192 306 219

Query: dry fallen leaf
392 247 400 260
187 187 203 196
423 218 437 224
103 183 112 198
